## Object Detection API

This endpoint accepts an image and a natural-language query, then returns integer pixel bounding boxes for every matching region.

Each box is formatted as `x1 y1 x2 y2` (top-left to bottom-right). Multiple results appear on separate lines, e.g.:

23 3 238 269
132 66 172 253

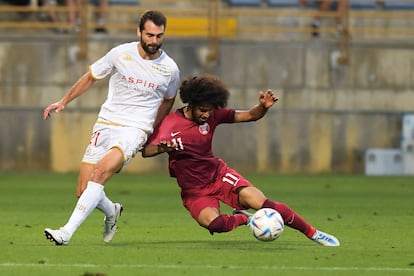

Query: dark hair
139 10 167 31
179 74 230 109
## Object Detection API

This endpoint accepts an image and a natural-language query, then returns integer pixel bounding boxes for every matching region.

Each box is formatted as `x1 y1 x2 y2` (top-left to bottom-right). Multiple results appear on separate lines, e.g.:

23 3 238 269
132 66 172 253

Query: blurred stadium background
1 0 414 174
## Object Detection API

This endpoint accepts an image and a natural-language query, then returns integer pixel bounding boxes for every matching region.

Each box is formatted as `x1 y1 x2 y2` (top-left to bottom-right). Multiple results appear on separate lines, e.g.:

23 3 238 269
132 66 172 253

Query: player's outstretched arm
43 72 96 120
234 89 278 123
142 141 177 158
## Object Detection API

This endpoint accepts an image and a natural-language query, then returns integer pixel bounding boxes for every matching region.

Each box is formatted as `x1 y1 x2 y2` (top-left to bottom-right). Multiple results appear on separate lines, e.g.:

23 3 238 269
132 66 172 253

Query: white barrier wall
402 114 414 175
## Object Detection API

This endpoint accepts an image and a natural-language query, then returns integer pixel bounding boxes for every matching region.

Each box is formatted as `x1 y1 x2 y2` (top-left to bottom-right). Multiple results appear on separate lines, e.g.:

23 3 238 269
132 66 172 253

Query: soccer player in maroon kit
142 74 340 246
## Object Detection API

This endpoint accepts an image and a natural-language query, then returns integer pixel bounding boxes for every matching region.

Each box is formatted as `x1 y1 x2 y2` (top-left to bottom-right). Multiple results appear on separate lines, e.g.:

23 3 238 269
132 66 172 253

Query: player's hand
157 140 177 153
259 89 279 109
43 102 65 120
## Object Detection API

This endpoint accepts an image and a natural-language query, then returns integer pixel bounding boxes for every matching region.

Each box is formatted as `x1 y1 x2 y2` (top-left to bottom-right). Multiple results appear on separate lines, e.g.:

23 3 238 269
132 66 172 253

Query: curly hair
139 10 167 31
179 74 230 108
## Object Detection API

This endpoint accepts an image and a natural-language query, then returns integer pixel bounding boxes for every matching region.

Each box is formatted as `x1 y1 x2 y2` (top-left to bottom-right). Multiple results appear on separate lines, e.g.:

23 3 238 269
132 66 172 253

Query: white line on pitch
1 263 414 272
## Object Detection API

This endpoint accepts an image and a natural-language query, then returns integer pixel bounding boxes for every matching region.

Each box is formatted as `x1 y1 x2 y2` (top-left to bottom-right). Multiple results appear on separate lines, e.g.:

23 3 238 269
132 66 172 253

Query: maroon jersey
148 107 236 189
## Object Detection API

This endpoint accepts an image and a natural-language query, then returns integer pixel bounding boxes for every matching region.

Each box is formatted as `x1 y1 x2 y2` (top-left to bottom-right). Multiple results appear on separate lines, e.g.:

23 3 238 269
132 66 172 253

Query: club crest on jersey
198 123 210 135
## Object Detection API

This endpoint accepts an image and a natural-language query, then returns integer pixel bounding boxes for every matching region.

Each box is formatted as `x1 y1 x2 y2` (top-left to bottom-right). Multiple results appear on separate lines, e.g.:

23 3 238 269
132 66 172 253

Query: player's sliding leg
232 209 253 225
207 214 248 234
262 199 340 246
310 230 340 246
194 205 247 234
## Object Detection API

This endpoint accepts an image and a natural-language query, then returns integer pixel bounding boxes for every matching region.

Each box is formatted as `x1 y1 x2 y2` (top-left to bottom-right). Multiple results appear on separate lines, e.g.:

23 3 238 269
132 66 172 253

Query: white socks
96 192 116 218
62 181 104 238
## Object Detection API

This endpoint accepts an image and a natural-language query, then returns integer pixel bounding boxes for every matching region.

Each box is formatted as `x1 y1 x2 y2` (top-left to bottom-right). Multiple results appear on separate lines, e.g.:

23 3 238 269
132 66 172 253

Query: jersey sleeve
214 108 236 124
146 115 169 145
89 46 119 80
146 130 159 146
165 68 180 99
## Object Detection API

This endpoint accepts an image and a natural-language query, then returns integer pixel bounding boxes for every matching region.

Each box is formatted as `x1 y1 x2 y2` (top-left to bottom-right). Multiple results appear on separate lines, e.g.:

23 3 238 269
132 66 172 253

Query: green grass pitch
0 172 413 276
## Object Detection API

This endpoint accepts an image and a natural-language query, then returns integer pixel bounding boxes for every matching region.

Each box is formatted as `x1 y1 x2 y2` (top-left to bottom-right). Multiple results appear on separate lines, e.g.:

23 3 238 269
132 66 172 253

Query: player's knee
238 186 266 209
90 166 114 184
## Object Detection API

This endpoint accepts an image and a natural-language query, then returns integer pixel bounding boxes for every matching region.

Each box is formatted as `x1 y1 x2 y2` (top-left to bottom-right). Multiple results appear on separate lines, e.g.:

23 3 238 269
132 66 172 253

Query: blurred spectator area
1 0 414 59
1 0 414 39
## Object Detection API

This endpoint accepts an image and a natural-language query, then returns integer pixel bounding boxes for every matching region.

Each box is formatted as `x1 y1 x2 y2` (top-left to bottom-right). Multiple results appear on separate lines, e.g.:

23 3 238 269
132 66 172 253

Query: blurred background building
1 0 414 174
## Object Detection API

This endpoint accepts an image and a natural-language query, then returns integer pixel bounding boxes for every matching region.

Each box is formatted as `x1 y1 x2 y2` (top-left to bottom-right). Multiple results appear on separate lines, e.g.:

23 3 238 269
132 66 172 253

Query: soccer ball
250 208 284 242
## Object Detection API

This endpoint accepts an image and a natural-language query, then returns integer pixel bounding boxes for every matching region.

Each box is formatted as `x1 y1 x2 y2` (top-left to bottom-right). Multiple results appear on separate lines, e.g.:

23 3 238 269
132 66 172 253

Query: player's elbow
141 151 150 158
141 147 158 158
141 148 151 158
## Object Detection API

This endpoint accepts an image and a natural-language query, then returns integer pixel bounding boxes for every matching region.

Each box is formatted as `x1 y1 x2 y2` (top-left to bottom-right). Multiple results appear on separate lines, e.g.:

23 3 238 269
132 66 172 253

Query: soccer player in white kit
43 10 180 245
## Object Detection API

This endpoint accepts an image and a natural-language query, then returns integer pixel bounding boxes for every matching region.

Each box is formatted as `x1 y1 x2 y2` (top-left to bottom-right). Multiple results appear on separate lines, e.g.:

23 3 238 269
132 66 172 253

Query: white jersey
89 41 180 133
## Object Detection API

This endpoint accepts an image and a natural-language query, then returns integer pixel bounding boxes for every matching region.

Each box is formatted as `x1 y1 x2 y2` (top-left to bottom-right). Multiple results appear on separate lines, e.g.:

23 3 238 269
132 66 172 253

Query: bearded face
139 21 165 57
140 37 162 56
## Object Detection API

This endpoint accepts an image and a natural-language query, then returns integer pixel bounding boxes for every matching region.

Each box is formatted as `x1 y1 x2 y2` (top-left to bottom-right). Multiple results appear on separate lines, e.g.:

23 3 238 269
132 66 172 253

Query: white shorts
82 119 149 167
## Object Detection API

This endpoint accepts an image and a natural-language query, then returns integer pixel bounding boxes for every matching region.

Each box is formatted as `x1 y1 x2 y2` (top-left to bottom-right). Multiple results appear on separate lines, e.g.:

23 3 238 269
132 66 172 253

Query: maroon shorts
180 166 253 220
